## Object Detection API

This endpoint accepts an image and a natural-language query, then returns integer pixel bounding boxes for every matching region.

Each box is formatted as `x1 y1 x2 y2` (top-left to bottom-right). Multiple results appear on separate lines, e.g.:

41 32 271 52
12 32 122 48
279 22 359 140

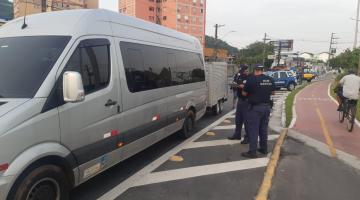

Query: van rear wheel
212 101 223 115
179 110 196 138
10 165 70 200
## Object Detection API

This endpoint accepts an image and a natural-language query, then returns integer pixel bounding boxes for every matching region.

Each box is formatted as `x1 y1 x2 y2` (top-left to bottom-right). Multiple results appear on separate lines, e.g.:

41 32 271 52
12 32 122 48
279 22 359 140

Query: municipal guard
228 65 250 144
241 65 276 158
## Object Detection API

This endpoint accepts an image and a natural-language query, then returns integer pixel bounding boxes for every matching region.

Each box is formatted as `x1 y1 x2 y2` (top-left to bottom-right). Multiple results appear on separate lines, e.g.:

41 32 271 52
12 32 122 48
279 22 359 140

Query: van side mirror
63 71 85 103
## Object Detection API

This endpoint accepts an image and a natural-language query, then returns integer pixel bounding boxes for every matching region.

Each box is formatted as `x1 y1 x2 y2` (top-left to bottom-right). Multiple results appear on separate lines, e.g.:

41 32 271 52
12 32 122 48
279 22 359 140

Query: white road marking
133 158 269 187
227 115 235 119
213 125 236 130
184 135 280 149
97 110 236 200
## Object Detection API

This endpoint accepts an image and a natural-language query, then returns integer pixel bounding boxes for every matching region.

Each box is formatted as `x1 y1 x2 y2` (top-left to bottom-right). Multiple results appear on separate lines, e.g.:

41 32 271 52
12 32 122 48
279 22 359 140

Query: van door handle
105 99 117 107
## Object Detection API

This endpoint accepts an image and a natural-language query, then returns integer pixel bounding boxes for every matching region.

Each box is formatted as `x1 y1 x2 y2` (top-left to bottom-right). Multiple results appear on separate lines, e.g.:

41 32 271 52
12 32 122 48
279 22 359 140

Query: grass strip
285 83 308 127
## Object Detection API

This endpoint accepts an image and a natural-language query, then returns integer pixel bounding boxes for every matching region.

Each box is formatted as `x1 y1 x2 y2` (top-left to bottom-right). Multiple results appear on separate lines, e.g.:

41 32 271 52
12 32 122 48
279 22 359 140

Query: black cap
254 65 265 70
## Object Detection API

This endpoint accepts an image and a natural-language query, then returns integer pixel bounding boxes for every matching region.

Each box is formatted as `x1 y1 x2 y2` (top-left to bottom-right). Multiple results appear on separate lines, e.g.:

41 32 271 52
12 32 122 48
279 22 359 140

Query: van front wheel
10 165 70 200
179 110 196 138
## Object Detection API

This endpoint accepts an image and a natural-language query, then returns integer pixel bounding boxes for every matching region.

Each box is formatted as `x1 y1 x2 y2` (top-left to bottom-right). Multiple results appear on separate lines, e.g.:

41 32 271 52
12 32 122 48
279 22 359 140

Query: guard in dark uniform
241 65 276 158
228 65 250 144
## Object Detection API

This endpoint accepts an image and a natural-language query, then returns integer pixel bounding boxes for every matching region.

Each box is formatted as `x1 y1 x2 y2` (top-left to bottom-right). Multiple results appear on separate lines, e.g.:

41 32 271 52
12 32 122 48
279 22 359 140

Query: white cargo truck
205 62 228 115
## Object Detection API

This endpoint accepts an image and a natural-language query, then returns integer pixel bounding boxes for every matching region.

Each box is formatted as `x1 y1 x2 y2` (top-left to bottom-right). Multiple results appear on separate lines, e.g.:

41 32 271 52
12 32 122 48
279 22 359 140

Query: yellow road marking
315 108 337 158
169 155 184 162
206 131 216 136
223 119 232 124
255 129 288 200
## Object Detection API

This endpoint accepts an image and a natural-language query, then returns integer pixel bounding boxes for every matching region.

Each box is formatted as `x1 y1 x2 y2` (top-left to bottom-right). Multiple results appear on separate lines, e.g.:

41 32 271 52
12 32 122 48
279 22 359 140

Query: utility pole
354 0 360 49
213 24 225 61
327 33 339 69
262 33 271 67
277 41 282 66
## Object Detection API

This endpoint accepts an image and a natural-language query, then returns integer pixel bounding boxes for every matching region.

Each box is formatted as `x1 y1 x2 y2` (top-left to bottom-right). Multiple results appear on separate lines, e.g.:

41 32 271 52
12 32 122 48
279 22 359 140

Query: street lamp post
354 0 360 49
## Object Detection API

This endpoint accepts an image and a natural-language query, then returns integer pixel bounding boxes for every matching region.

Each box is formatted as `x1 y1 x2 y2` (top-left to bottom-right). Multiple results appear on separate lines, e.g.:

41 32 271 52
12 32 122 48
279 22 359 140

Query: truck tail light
0 163 9 172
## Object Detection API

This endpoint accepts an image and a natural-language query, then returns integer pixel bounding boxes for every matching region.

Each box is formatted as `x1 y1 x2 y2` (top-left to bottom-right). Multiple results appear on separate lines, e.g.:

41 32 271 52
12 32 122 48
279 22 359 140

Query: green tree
236 42 274 68
329 48 360 70
205 35 239 55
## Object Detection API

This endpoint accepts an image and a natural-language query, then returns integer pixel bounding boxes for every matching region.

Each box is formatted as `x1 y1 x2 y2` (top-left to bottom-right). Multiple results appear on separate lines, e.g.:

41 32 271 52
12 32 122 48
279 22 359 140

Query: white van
0 9 207 200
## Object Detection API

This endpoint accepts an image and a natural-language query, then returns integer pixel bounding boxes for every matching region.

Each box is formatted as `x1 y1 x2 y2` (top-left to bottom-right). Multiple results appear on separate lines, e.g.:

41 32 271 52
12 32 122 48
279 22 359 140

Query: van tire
179 110 196 138
10 165 70 200
212 101 223 115
307 79 312 83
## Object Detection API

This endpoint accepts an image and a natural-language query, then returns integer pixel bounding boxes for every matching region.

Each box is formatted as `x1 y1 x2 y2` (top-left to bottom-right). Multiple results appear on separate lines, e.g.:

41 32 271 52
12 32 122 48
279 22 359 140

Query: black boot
241 151 258 158
240 139 249 144
258 148 268 155
228 136 241 140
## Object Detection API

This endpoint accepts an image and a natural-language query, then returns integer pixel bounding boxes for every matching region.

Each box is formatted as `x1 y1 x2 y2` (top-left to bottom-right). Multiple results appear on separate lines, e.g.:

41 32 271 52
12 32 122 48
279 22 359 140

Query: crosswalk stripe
133 158 269 187
213 125 236 130
184 135 280 149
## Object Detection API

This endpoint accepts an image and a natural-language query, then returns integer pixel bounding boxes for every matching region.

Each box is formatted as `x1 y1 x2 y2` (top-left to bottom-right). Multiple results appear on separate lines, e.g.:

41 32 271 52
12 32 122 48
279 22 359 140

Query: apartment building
13 0 98 18
119 0 206 46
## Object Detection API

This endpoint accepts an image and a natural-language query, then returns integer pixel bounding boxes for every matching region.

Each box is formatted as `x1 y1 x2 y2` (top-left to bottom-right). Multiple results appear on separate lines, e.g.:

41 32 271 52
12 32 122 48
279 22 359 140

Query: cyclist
337 69 360 111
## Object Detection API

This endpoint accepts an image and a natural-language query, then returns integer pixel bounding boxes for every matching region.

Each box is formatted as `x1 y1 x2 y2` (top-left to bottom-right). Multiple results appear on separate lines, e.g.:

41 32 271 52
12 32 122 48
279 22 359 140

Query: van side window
65 39 110 95
120 41 205 93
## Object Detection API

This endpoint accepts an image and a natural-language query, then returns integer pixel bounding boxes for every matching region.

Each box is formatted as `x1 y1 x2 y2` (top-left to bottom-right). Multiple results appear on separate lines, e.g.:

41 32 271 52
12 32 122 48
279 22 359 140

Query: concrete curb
288 84 308 128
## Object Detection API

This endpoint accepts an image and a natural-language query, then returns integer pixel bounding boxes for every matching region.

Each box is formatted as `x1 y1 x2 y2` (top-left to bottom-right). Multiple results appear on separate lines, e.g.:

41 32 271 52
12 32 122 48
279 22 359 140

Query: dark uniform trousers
234 99 249 140
247 104 271 153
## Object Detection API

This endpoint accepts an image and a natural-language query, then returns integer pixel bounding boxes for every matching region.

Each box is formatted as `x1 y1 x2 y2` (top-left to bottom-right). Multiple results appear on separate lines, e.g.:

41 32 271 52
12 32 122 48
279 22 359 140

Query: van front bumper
0 175 14 200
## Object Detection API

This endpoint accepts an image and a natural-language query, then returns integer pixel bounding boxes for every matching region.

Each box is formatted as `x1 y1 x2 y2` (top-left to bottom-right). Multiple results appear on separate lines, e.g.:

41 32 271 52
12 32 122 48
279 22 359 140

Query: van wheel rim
289 84 294 90
27 178 60 200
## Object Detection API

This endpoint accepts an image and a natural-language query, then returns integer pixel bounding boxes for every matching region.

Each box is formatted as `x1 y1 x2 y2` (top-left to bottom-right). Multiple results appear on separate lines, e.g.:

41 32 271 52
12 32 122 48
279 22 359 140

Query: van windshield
0 36 71 98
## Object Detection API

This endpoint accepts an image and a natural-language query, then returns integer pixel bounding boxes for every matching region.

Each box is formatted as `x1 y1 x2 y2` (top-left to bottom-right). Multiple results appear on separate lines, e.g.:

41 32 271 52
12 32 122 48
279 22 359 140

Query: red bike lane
293 80 360 158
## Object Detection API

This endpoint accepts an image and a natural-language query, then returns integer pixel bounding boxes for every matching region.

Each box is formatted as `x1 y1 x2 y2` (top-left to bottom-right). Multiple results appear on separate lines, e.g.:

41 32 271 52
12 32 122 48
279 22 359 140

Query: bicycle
338 98 358 132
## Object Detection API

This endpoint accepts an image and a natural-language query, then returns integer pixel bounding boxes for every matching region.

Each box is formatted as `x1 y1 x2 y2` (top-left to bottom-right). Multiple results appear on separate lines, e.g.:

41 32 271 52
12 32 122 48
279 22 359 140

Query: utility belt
250 103 270 106
238 98 248 102
248 102 271 110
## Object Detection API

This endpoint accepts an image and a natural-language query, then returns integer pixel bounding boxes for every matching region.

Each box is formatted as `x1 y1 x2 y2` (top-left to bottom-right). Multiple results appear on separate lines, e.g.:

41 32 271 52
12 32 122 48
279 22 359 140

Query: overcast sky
102 0 358 54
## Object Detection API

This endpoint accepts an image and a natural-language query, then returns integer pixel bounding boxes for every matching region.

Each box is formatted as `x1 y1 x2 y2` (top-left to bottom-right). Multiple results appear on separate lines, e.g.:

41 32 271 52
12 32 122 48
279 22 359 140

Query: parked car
267 71 297 91
303 68 316 82
0 10 207 200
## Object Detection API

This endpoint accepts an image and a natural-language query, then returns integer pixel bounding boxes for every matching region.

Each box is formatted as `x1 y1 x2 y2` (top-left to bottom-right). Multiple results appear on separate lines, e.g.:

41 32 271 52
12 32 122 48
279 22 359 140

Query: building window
193 0 197 5
192 16 196 23
192 7 197 14
200 0 204 5
149 0 154 2
184 15 189 23
149 7 155 12
157 7 161 12
163 16 167 20
149 16 155 21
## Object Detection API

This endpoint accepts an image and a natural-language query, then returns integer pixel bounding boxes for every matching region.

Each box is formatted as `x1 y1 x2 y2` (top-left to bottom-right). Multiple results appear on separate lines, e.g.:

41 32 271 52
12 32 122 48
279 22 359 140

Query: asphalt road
70 90 237 199
70 88 286 200
271 138 360 200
